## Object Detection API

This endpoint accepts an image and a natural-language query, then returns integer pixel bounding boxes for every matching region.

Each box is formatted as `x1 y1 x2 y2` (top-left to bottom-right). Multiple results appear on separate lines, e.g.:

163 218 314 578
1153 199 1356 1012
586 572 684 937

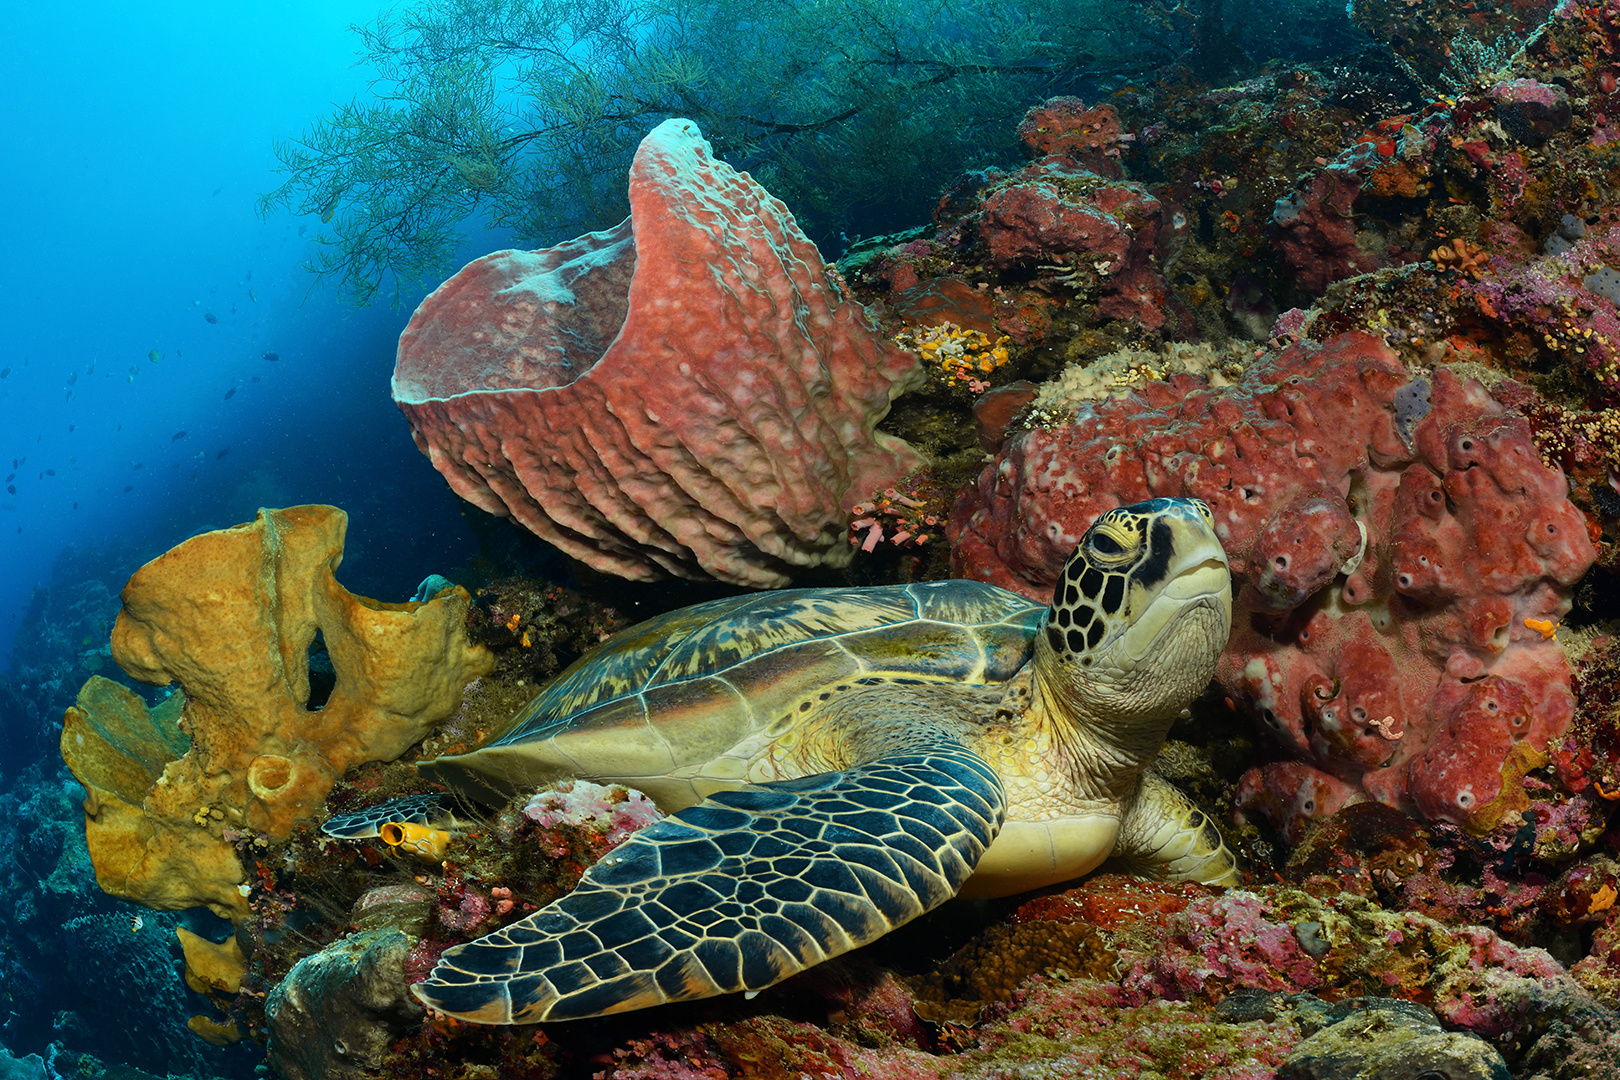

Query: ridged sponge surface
394 119 924 587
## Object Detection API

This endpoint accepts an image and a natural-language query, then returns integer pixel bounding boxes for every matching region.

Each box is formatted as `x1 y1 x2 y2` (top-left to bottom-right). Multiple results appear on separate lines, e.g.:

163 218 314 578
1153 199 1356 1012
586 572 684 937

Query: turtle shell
420 579 1044 806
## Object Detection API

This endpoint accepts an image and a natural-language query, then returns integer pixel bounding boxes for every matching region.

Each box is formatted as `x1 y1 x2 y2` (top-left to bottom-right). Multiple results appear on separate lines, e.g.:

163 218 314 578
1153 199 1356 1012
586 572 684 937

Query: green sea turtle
325 496 1239 1024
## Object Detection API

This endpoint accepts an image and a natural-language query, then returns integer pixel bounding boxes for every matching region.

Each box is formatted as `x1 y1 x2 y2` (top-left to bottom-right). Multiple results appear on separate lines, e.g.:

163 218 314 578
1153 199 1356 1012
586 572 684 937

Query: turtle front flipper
321 793 458 839
1113 769 1240 886
413 747 1006 1023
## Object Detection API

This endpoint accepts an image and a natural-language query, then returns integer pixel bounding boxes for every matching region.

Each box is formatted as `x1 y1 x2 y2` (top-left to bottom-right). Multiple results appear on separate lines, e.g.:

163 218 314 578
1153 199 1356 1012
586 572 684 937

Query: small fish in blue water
72 501 77 509
45 470 53 477
68 424 75 432
264 352 279 362
123 485 133 493
86 363 94 375
172 431 187 441
67 371 77 385
224 387 236 400
148 350 161 363
248 288 257 303
3 473 10 482
251 375 261 383
216 447 230 459
0 367 8 378
205 311 218 324
5 485 13 495
212 187 222 196
64 391 72 402
132 462 143 470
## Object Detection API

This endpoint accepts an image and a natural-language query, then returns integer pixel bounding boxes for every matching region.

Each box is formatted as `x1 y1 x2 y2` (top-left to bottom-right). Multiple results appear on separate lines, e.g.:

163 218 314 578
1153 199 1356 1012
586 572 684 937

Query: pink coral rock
1015 96 1128 176
1271 141 1420 293
522 779 663 857
950 332 1595 838
976 158 1184 333
393 119 923 587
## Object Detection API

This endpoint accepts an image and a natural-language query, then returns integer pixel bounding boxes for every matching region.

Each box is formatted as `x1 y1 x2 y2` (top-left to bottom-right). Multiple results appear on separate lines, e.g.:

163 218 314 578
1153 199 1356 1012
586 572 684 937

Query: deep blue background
0 2 512 670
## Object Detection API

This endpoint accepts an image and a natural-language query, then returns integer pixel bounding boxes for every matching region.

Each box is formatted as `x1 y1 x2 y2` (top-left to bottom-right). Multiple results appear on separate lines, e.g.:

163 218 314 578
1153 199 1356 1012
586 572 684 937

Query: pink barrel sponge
950 332 1595 837
393 119 924 587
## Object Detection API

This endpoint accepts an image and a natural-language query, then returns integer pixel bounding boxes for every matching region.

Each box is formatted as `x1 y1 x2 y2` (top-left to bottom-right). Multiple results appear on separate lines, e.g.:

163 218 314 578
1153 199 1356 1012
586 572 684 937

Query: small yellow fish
129 913 144 933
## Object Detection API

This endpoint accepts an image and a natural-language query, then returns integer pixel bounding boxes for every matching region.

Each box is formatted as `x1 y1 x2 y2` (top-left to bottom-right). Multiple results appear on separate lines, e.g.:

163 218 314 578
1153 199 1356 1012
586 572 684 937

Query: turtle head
1038 497 1232 746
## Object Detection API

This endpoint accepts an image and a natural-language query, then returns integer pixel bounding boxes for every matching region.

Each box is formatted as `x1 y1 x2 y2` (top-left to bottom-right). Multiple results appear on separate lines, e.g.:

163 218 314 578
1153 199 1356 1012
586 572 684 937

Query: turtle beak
1161 557 1232 603
1116 534 1232 666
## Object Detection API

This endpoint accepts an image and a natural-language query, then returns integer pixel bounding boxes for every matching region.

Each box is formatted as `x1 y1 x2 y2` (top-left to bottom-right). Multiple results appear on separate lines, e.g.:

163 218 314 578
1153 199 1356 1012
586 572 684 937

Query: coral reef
1014 96 1129 175
894 322 1011 392
1046 875 1617 1077
1269 997 1511 1080
0 762 246 1074
910 917 1114 1024
265 929 420 1080
951 332 1595 837
57 911 227 1074
59 505 492 918
1269 140 1411 295
849 95 1188 347
1 546 138 787
330 872 1619 1078
520 779 664 857
394 118 925 588
42 1 1620 1075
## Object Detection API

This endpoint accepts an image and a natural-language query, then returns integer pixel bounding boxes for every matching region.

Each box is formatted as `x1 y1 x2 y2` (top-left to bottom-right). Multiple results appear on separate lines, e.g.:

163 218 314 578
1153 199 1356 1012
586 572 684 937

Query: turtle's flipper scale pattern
321 793 456 838
413 748 1005 1023
1114 769 1241 886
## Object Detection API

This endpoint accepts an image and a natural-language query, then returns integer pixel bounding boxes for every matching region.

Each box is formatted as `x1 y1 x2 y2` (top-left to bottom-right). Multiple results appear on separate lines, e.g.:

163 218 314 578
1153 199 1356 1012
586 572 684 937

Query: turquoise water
0 3 502 671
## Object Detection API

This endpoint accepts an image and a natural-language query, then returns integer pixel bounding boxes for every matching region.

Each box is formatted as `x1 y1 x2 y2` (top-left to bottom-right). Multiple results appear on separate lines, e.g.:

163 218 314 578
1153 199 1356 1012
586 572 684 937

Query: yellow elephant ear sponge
61 505 494 920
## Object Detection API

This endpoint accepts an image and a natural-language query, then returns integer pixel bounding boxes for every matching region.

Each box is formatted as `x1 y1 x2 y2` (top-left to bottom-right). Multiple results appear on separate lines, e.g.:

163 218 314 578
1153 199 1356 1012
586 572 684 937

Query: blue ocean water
0 2 508 673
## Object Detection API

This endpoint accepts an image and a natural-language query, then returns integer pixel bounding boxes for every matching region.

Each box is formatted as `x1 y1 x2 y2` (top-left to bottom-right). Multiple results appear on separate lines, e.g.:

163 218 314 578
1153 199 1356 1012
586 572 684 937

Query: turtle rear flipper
321 792 457 839
1113 769 1240 886
413 747 1006 1023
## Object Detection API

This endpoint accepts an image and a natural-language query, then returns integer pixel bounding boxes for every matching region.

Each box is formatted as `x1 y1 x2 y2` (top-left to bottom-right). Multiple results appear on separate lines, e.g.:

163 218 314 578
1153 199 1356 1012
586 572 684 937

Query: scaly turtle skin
325 496 1238 1024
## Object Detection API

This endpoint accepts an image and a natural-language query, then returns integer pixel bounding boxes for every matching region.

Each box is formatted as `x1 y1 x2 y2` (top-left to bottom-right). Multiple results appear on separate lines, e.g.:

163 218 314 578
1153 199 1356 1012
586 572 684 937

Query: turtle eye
1090 532 1125 556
